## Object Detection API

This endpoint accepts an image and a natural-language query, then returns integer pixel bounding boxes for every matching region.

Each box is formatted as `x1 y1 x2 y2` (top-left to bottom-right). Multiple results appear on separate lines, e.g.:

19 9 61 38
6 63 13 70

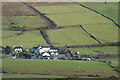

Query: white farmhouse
42 52 50 57
49 49 58 52
82 58 91 61
14 45 23 53
42 46 50 52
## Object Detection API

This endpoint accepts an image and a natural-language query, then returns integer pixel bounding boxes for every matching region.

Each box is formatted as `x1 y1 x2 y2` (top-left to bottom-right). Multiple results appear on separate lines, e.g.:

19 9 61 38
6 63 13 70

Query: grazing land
2 30 22 39
70 46 118 55
2 2 119 79
83 24 118 43
2 59 118 78
2 30 48 49
80 2 118 23
35 4 112 26
9 16 49 29
47 27 98 46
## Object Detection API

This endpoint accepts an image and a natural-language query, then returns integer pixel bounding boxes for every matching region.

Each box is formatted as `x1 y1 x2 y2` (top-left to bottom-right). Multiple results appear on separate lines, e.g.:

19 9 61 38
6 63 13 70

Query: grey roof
53 55 66 58
14 46 23 49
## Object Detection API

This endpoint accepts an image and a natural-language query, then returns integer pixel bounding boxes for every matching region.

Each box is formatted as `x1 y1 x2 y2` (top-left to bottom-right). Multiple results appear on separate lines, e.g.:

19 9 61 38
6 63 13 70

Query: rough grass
2 16 11 28
2 59 118 78
9 16 49 29
47 27 98 47
2 30 48 49
80 2 118 23
2 30 22 38
2 3 34 16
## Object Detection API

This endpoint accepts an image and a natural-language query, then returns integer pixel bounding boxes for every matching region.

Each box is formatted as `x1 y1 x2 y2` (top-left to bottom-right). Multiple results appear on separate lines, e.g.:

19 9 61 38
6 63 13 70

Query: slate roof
53 55 66 58
14 46 23 49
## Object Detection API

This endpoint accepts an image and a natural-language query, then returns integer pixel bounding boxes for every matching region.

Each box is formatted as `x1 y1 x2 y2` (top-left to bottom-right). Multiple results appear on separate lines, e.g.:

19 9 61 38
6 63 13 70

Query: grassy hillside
2 59 118 78
47 27 98 46
80 2 118 23
35 4 112 26
35 3 118 45
9 16 49 29
83 24 118 43
35 4 92 14
2 30 22 39
2 2 34 16
2 30 48 49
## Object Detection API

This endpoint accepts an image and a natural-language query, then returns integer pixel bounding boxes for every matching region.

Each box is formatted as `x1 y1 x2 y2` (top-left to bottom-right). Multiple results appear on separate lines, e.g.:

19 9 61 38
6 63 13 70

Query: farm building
14 45 23 53
53 54 66 60
29 45 58 54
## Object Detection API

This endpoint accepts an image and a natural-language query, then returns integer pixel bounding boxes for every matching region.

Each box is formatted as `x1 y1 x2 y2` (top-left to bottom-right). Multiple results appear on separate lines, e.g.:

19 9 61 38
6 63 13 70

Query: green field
2 59 118 78
69 46 118 67
47 27 98 46
2 74 65 78
70 46 118 55
35 3 118 45
2 30 22 39
2 16 12 28
35 4 92 14
80 2 118 23
2 16 49 29
2 30 48 49
9 16 49 29
35 4 112 26
83 24 118 43
1 2 119 79
99 57 118 67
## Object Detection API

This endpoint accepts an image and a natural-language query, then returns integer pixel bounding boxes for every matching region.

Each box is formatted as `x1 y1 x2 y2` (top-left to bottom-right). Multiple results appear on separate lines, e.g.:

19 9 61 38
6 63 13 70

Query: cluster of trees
3 46 32 59
4 46 13 55
17 51 32 59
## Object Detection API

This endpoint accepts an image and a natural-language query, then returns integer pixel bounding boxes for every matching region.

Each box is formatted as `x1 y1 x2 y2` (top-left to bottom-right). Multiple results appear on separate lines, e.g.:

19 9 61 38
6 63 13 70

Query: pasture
2 59 118 78
80 2 118 23
35 4 114 26
70 46 118 55
2 30 22 39
9 16 49 29
47 27 98 46
83 24 118 43
2 2 119 78
2 30 48 49
35 4 92 14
